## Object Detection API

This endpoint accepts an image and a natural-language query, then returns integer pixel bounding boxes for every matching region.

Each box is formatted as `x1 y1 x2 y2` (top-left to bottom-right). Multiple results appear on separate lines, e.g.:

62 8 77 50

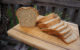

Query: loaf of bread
16 7 77 44
37 13 78 44
37 13 58 23
16 7 39 27
41 21 64 35
37 13 61 28
41 22 71 36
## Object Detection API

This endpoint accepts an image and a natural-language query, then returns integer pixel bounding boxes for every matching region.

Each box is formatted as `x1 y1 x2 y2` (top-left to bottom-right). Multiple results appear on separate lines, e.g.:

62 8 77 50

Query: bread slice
46 22 72 38
37 13 58 23
37 15 44 21
63 33 78 44
63 31 72 39
59 30 72 39
56 22 68 32
48 21 64 30
41 21 64 35
16 7 39 27
59 26 71 35
37 17 61 28
41 21 71 36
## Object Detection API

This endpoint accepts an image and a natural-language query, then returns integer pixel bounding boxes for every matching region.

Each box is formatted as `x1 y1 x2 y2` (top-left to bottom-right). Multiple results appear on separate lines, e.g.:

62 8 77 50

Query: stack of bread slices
37 13 78 44
16 7 78 44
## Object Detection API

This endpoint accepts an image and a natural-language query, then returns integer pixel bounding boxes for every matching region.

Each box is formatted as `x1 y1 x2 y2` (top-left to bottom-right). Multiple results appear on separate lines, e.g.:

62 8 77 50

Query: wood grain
7 22 80 50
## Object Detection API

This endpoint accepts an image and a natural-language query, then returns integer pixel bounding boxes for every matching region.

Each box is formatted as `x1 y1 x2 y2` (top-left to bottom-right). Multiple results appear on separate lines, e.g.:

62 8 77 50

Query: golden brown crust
59 32 72 39
41 26 71 37
57 23 68 32
51 21 64 30
16 7 39 27
60 25 72 36
60 28 74 39
40 21 64 35
41 29 59 35
64 33 72 39
16 7 39 18
41 28 62 36
37 24 48 28
47 17 61 27
41 28 78 44
62 36 78 44
59 28 71 36
37 17 61 28
37 13 58 23
39 21 71 37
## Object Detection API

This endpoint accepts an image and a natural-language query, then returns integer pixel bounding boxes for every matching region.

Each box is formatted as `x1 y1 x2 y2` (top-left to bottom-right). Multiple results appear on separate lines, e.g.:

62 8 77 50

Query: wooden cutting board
7 22 80 50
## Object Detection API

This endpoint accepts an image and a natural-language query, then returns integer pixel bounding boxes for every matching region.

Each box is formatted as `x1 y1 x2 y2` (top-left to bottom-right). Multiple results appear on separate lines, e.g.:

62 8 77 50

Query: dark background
0 0 80 50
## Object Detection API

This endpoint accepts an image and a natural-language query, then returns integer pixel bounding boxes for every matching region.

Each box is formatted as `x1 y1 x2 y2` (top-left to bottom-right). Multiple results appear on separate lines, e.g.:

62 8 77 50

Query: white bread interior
36 13 78 44
59 26 71 35
37 15 44 21
56 22 68 31
48 21 64 29
16 7 39 27
43 17 60 24
63 33 77 43
37 17 61 28
37 13 58 23
63 30 72 39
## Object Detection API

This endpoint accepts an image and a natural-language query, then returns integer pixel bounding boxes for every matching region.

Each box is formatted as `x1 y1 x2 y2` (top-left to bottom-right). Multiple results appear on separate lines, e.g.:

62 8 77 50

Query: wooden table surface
7 22 80 50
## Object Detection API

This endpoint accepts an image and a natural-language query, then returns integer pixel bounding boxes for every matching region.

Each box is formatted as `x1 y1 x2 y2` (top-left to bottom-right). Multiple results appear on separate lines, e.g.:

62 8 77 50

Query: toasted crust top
37 13 59 23
16 7 39 18
16 7 39 27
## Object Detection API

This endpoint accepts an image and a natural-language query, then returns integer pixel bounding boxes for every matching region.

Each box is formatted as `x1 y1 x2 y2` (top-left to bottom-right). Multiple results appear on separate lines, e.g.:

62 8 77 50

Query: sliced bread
56 22 68 32
63 30 72 39
37 17 61 28
37 15 44 21
41 21 64 35
16 7 39 27
59 30 72 39
59 26 71 35
63 33 78 44
48 21 64 30
41 21 71 36
37 13 58 23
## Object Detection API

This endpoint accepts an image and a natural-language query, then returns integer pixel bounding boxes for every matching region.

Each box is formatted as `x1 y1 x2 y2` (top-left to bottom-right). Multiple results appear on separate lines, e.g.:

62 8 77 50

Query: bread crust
37 13 58 23
50 21 64 30
36 13 77 44
59 32 72 39
16 7 39 18
56 23 68 32
40 21 64 35
41 29 59 35
41 26 71 37
37 17 61 28
59 27 71 35
16 7 39 27
62 35 78 44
